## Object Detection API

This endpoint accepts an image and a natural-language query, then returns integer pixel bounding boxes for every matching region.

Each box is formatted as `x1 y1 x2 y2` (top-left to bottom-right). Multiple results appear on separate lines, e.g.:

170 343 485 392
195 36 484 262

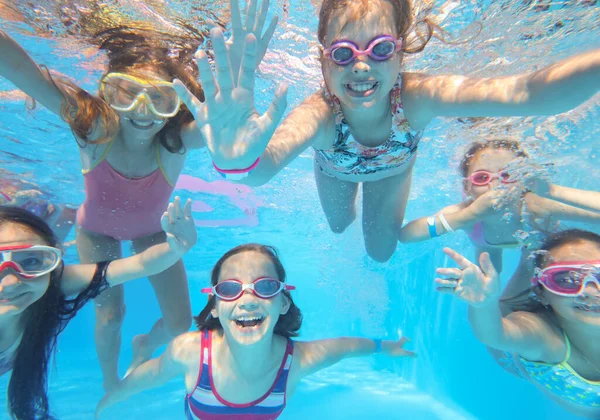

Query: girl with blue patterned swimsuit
436 230 600 418
175 0 600 262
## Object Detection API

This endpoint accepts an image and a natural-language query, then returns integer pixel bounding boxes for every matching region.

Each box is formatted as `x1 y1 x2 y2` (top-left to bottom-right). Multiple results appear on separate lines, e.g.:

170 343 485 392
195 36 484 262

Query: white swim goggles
100 73 182 118
0 245 63 278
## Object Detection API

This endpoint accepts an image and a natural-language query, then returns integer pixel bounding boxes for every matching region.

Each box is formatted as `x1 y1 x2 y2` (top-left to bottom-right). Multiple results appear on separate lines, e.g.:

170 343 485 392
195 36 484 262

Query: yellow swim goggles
100 73 181 118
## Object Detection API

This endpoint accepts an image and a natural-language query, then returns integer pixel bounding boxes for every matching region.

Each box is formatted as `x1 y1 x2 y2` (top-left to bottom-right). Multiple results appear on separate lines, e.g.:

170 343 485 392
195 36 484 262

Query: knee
164 312 192 337
96 304 126 331
364 239 396 263
327 214 355 234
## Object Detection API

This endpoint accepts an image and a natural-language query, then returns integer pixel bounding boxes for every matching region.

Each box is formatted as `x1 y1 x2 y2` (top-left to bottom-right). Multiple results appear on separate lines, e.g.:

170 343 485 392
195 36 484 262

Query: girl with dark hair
175 0 600 263
96 243 416 419
0 197 197 420
435 229 600 418
0 0 281 391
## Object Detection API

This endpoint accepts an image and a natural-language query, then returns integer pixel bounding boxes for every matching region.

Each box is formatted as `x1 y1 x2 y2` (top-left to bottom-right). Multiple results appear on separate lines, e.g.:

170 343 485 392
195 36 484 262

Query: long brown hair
52 27 204 153
195 244 303 338
317 0 438 54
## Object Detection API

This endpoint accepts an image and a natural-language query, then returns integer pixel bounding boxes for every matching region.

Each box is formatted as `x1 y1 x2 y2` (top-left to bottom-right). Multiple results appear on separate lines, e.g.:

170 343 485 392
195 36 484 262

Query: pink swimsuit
76 142 174 241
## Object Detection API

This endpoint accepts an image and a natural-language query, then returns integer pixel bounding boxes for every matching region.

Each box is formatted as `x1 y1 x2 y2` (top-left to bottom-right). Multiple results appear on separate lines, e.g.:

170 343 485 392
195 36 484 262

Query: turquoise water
1 0 600 419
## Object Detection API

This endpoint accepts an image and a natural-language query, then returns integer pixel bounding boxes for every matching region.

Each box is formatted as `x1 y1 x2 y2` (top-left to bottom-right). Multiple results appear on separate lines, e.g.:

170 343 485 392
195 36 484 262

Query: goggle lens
326 36 400 66
0 246 62 277
471 171 491 185
205 278 294 301
536 263 600 296
102 75 180 116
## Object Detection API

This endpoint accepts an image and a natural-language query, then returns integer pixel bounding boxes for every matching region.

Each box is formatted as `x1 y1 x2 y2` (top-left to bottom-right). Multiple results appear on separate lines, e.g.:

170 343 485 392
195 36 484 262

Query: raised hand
465 189 506 220
160 196 197 255
174 29 288 169
435 247 501 308
225 0 278 76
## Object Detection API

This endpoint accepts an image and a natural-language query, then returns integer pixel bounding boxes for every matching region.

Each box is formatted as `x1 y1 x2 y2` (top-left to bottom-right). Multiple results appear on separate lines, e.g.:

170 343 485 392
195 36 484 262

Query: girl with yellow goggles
100 73 181 118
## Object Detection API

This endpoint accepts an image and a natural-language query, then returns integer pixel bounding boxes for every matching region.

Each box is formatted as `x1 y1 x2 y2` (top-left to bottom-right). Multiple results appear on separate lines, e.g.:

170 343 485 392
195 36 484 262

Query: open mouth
233 315 265 330
344 81 379 98
125 117 163 130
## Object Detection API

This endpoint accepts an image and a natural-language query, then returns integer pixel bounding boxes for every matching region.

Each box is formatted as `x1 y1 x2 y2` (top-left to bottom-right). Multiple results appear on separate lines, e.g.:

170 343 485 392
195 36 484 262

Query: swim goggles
467 170 517 187
100 73 181 118
201 277 296 301
532 261 600 296
323 34 403 66
0 245 62 279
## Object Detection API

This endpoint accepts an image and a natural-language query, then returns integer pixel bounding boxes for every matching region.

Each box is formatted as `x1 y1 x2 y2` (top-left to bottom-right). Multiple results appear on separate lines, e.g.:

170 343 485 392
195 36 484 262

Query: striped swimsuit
185 330 294 419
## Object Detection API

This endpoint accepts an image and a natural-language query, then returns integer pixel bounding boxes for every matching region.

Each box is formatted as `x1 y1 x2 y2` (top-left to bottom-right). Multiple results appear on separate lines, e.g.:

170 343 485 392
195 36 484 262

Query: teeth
235 315 263 321
346 81 377 92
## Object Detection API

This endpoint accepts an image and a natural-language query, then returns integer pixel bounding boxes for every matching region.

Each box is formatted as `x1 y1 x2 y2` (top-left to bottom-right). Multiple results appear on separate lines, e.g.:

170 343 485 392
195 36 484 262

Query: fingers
398 336 410 347
263 82 288 124
173 196 183 220
230 0 242 32
442 247 472 270
435 267 461 279
259 16 278 60
435 278 459 288
238 34 258 89
211 28 234 96
256 0 270 33
194 51 217 106
246 0 258 31
172 79 202 111
183 198 193 219
479 252 497 278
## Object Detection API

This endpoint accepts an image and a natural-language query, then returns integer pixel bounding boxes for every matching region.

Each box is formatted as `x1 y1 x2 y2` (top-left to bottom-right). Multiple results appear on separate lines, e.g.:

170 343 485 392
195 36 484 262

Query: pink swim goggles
323 34 403 66
467 170 517 187
202 277 296 301
0 244 62 279
532 261 600 296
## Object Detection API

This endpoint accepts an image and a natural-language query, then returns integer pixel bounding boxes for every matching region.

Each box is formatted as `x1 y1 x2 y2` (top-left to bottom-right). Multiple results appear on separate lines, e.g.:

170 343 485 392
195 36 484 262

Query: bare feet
102 375 121 393
125 334 153 378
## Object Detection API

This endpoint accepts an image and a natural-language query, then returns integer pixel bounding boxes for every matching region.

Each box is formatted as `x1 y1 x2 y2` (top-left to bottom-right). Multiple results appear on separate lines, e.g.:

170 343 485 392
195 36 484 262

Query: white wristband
438 214 454 233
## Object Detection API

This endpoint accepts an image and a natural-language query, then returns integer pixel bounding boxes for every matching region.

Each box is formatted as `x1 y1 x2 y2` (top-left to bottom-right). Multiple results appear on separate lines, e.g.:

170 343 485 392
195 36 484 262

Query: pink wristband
213 158 260 175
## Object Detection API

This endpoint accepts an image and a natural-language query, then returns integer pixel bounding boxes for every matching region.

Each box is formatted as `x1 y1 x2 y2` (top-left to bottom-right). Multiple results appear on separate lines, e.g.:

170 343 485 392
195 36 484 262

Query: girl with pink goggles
323 34 404 66
532 261 600 296
466 170 517 187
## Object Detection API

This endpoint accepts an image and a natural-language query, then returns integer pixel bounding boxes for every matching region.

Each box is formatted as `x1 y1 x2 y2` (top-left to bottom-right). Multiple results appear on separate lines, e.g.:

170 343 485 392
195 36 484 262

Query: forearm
0 30 63 111
110 359 172 403
107 243 184 286
468 303 516 352
399 209 475 243
547 184 600 212
526 49 600 114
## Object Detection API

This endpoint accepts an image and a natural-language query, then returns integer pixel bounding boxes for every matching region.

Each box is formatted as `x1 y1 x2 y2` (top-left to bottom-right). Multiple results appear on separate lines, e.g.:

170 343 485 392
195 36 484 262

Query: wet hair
459 139 529 178
50 27 204 153
534 229 600 270
317 0 438 54
195 244 303 338
1 206 100 420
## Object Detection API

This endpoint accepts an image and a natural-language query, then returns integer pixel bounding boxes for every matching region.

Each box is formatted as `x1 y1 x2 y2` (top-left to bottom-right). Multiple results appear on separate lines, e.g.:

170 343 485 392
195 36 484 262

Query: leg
362 166 414 262
314 161 359 233
76 226 124 391
127 231 192 375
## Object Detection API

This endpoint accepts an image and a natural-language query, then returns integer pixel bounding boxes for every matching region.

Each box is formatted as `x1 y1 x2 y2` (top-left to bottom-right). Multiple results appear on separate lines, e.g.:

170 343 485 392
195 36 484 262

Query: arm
0 30 70 116
60 198 196 296
436 248 564 362
242 90 334 187
295 336 415 378
544 184 600 213
398 202 470 243
96 333 194 418
524 192 600 227
402 49 600 130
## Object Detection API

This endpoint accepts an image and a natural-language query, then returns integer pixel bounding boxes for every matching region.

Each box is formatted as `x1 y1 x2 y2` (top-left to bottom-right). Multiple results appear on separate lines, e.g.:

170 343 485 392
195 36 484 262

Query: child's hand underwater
161 196 197 255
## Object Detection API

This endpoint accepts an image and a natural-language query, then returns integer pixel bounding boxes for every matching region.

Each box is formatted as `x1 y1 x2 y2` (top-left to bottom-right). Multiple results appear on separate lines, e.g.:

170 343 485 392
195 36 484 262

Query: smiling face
0 223 52 318
106 67 174 138
211 251 291 346
540 240 600 325
320 0 402 109
465 147 520 199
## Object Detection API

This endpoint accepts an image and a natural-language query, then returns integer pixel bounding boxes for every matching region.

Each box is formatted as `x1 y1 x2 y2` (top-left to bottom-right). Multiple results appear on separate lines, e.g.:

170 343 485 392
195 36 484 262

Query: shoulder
169 331 202 364
507 311 566 363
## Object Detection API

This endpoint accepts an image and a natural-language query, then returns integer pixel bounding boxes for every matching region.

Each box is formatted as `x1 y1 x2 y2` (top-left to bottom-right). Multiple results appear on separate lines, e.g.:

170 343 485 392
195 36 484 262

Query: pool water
1 0 600 419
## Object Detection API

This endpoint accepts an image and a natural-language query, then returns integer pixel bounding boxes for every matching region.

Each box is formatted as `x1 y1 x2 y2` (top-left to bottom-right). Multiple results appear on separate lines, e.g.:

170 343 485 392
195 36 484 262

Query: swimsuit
185 330 294 420
76 141 175 241
517 334 600 409
314 74 423 182
468 222 522 248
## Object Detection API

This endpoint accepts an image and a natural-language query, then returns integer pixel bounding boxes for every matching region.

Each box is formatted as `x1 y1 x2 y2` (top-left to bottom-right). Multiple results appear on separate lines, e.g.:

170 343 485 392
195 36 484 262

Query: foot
125 334 153 378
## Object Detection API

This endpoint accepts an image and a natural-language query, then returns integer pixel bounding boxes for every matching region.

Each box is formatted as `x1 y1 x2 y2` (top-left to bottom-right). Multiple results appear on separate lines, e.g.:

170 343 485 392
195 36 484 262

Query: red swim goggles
0 244 62 279
201 277 296 301
323 34 403 66
532 261 600 296
467 170 517 187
